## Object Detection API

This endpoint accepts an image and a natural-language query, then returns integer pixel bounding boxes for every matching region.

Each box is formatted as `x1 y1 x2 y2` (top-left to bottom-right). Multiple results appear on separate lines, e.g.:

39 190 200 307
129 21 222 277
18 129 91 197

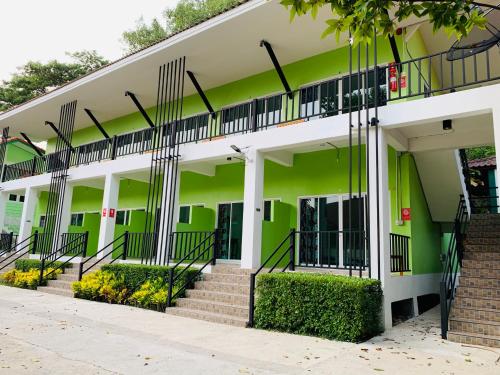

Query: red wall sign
109 208 115 218
402 208 411 221
102 208 107 217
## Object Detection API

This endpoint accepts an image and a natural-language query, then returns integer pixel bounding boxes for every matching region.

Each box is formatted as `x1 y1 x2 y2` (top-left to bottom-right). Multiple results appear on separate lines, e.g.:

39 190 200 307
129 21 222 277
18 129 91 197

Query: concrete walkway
0 286 498 374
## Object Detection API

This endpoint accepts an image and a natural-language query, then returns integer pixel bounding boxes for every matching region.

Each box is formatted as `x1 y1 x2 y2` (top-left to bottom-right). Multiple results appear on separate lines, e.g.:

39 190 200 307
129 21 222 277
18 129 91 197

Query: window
116 210 131 226
300 80 339 119
179 206 190 224
342 68 387 113
19 195 25 202
8 194 17 202
255 95 283 127
264 200 272 221
70 213 84 227
39 216 46 228
221 103 250 134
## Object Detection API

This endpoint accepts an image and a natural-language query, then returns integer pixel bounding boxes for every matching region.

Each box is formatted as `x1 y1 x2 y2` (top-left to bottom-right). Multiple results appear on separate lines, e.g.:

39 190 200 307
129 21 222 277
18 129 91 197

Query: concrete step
449 317 500 336
461 267 500 279
454 296 500 310
456 286 500 300
185 289 249 305
202 273 250 285
462 259 500 270
176 298 248 318
459 276 500 289
463 251 500 261
464 237 500 246
166 307 247 327
447 331 500 348
451 306 500 323
211 265 255 275
194 281 250 294
46 279 74 290
37 286 74 298
470 214 500 223
57 273 80 282
464 244 500 253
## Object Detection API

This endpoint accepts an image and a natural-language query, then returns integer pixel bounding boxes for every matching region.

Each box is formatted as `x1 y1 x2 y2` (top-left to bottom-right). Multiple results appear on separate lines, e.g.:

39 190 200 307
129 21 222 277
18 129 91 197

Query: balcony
2 47 499 183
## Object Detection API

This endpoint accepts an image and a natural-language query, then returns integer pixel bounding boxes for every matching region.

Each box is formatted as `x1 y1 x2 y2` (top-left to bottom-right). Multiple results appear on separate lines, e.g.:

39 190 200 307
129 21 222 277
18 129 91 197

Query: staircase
447 214 500 348
38 266 80 297
166 265 251 327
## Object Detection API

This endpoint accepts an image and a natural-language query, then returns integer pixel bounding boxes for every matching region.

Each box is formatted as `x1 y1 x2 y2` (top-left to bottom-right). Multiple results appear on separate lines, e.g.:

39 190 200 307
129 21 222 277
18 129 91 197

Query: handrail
77 232 128 280
39 232 88 283
440 196 469 339
247 229 295 327
166 229 219 307
0 232 39 272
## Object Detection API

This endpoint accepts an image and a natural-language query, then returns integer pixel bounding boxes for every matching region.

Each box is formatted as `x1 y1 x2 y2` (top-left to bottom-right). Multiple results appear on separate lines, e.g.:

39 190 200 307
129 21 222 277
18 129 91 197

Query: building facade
0 0 499 330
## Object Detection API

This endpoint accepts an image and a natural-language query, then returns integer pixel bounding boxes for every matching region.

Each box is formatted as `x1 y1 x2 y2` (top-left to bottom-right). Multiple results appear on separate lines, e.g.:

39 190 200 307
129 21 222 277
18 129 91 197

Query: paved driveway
0 286 498 374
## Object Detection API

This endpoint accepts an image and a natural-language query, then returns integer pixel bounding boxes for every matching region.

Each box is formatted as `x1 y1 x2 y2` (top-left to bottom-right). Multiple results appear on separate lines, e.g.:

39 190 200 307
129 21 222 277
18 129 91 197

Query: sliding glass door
298 194 366 268
217 202 243 260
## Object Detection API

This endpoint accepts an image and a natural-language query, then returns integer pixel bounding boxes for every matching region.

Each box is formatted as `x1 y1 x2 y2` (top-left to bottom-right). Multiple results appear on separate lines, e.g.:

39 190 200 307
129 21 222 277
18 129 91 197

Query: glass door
342 195 366 267
299 196 340 266
217 202 243 260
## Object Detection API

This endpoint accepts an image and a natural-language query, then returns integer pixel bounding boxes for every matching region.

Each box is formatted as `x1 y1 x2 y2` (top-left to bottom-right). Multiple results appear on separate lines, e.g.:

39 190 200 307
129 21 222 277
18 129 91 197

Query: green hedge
254 273 383 342
101 263 199 291
15 259 70 272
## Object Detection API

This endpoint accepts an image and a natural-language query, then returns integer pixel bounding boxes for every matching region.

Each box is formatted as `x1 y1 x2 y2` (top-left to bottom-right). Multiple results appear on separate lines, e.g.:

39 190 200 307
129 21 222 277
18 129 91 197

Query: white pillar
97 174 120 259
0 191 7 232
55 184 74 249
367 127 392 328
157 168 180 265
493 107 500 211
18 187 39 242
241 149 264 269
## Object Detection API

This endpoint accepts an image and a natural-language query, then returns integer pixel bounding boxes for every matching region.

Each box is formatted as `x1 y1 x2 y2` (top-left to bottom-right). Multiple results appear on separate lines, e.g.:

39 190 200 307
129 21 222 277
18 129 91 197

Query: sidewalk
0 285 498 374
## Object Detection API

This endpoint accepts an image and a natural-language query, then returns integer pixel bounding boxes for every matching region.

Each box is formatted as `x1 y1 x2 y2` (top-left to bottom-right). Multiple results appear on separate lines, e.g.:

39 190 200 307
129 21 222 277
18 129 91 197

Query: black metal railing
78 232 125 280
168 231 216 262
0 232 17 254
2 48 498 184
39 231 88 284
296 230 368 273
166 229 220 307
248 229 295 327
0 232 39 272
440 196 468 339
390 233 410 273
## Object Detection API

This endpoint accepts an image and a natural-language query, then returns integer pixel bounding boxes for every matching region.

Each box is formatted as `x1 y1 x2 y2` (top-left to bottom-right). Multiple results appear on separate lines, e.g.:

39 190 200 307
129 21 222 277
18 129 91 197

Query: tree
0 51 109 112
280 0 487 43
122 0 241 53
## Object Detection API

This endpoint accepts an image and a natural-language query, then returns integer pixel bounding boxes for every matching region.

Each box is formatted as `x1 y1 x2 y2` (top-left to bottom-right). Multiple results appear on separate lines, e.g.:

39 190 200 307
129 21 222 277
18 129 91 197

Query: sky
0 0 179 81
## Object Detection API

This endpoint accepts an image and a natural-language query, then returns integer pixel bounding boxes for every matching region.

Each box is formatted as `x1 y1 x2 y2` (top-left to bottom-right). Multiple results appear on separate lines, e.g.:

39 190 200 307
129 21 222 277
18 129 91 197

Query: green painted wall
44 31 432 152
261 201 292 265
3 201 23 234
4 141 40 164
388 149 442 275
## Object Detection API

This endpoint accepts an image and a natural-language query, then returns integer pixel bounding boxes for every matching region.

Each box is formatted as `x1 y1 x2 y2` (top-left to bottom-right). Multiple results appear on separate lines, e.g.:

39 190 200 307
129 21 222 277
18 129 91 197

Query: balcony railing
390 233 411 273
2 48 498 183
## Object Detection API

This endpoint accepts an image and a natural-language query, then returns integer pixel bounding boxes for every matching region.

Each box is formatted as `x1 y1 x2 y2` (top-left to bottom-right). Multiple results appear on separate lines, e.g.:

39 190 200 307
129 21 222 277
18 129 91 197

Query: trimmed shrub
128 277 178 311
72 270 128 304
254 273 383 342
2 268 62 290
101 264 199 292
15 259 69 272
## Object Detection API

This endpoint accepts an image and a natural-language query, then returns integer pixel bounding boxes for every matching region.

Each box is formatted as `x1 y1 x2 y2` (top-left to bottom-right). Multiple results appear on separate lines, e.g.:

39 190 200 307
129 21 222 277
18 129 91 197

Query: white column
55 184 74 249
157 168 181 265
0 191 7 232
241 149 264 269
18 187 39 242
493 106 500 212
97 174 120 259
367 127 392 328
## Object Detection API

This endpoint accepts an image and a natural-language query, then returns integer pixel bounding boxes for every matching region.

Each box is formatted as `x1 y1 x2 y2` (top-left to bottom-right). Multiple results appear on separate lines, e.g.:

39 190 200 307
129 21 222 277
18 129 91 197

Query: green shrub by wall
15 259 69 272
254 273 382 342
101 264 199 291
